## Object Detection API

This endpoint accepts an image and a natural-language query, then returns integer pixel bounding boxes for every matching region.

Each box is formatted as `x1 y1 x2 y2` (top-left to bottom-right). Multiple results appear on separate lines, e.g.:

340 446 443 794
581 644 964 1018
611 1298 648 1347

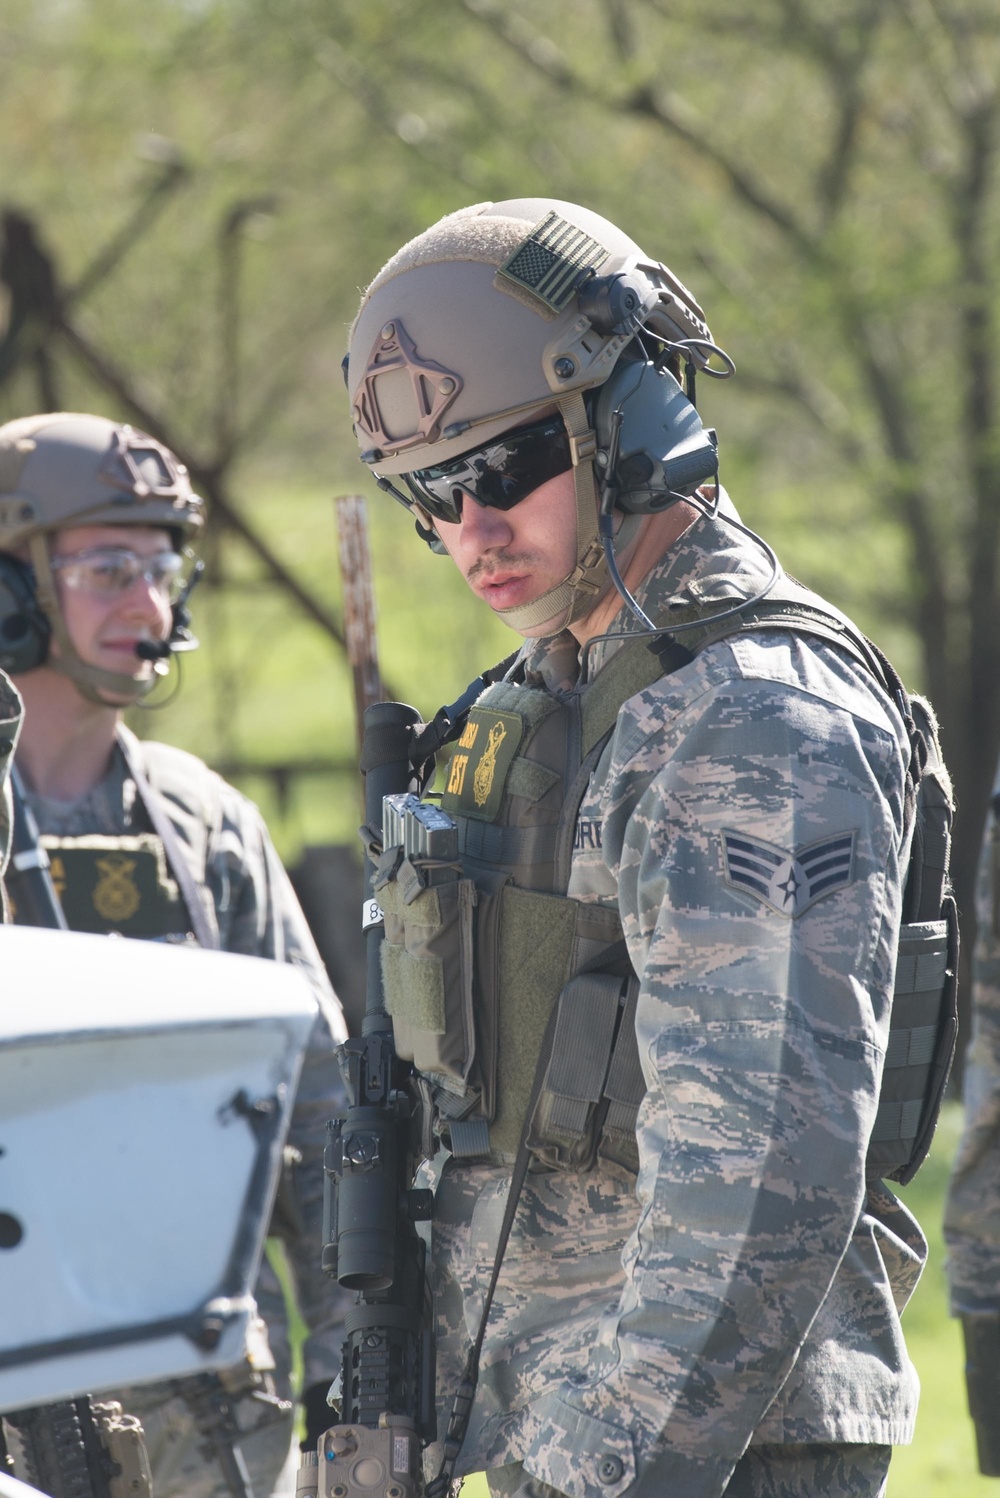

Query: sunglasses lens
405 417 570 524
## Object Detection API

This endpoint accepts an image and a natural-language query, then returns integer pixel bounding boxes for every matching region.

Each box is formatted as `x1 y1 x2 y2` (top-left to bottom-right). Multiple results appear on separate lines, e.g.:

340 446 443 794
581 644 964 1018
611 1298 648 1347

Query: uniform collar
519 489 781 689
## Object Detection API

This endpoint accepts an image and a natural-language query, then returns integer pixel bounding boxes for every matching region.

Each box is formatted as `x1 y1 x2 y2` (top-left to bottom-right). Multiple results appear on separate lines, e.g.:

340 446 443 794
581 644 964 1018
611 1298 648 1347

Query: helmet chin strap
494 392 640 636
29 535 167 708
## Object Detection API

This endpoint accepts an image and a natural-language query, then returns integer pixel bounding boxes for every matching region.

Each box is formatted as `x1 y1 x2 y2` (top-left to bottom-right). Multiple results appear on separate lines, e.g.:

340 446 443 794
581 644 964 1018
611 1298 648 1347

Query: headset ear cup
0 553 51 673
592 355 720 515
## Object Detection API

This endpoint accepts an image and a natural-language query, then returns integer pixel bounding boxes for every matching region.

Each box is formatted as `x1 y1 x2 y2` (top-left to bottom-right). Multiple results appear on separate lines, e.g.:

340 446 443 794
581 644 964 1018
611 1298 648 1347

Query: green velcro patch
380 943 446 1034
496 211 609 313
506 757 560 804
440 707 525 822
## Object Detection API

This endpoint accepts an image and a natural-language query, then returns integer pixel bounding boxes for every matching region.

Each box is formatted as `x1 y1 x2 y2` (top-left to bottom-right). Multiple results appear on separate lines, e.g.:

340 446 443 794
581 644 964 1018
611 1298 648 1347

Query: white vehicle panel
0 926 317 1412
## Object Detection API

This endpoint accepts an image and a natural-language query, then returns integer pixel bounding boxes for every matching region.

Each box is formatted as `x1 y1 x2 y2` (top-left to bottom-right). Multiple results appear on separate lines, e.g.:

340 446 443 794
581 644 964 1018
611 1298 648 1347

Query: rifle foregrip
962 1314 1000 1476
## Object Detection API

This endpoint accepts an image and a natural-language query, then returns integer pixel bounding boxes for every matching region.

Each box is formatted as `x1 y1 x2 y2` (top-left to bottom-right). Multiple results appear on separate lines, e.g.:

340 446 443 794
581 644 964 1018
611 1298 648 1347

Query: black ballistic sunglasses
403 415 572 525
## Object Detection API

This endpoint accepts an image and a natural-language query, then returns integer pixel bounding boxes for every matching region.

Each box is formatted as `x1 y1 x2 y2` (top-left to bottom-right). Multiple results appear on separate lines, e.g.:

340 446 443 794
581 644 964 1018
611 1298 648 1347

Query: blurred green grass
279 1102 982 1497
888 1101 987 1496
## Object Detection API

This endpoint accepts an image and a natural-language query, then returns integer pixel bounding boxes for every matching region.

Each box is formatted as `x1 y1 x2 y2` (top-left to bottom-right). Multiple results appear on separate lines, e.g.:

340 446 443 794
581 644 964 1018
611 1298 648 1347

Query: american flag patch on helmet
722 828 856 918
496 211 609 313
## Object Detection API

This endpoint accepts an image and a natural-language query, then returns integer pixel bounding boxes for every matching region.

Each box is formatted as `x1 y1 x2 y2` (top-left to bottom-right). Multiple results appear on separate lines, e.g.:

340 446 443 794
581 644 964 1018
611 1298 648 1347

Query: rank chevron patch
722 828 857 918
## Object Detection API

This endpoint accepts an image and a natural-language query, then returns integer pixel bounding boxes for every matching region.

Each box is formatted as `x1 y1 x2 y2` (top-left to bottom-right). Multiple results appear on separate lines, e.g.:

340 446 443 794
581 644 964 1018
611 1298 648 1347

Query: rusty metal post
334 495 384 761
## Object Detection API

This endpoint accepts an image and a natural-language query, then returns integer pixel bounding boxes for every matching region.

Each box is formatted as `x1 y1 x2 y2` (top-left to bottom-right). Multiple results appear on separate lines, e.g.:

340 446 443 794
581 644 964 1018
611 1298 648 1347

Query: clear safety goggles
50 546 187 602
403 414 572 525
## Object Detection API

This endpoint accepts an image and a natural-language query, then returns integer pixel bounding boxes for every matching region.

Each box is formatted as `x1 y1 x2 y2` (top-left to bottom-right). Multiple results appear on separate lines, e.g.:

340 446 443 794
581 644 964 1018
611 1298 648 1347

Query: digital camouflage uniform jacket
18 731 349 1494
0 669 23 913
430 500 924 1498
944 758 1000 1312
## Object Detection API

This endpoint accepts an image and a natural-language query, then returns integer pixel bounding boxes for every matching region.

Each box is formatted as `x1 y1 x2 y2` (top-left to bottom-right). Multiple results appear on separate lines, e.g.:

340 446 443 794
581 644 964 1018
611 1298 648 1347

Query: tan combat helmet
0 412 204 703
346 197 713 633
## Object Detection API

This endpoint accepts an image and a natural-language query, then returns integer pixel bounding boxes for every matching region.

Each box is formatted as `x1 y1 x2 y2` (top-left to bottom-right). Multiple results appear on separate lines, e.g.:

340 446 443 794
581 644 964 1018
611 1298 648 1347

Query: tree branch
735 365 871 468
459 0 822 260
813 9 885 224
315 35 487 193
624 82 823 260
52 307 401 701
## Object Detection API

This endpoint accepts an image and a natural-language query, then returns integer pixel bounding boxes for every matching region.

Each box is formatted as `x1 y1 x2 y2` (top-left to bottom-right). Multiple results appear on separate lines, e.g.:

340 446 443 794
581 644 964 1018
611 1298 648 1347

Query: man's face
429 466 579 638
48 524 175 693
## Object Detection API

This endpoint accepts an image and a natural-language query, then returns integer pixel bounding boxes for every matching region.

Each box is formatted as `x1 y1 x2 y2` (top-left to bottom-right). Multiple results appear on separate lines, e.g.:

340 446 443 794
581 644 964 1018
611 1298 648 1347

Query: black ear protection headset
590 344 722 514
0 553 51 674
576 266 779 651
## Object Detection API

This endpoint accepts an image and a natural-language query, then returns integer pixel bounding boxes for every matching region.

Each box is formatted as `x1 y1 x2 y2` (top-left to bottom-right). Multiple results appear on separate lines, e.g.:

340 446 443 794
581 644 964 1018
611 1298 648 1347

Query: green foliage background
10 0 992 876
2 5 999 1493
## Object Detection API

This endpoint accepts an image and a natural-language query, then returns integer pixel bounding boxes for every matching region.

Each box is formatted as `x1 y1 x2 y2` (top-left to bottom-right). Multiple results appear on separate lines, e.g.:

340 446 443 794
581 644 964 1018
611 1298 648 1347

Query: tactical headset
590 345 721 515
0 554 51 675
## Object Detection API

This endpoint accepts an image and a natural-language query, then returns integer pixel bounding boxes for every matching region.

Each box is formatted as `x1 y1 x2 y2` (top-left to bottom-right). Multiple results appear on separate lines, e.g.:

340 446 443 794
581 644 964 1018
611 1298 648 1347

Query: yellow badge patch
37 834 188 937
440 707 524 822
93 854 142 923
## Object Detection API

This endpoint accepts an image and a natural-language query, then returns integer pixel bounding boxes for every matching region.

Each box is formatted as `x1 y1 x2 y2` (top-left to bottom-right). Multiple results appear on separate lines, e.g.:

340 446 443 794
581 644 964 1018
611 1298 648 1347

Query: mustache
466 549 542 583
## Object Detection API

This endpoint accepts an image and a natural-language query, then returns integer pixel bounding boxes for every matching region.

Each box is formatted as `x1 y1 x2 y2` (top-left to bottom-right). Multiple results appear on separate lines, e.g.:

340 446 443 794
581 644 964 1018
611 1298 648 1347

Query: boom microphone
135 638 172 661
134 559 206 661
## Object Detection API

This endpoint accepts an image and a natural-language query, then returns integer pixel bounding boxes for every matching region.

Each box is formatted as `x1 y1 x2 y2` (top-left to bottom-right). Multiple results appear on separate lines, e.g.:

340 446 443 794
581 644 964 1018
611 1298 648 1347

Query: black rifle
299 701 436 1498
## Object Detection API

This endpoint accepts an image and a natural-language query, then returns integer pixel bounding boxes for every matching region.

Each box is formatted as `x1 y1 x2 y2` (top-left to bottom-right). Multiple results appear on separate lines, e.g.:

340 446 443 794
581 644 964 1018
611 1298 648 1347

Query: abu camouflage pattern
480 1443 893 1498
423 498 924 1498
945 761 1000 1313
0 667 22 913
15 729 351 1498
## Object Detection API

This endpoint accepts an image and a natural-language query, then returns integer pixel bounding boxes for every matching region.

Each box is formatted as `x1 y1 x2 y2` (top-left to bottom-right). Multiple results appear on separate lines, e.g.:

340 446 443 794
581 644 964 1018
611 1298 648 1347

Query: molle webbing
864 695 957 1183
578 636 666 755
458 820 558 866
870 922 948 1142
386 576 954 1181
525 967 643 1175
489 886 580 1159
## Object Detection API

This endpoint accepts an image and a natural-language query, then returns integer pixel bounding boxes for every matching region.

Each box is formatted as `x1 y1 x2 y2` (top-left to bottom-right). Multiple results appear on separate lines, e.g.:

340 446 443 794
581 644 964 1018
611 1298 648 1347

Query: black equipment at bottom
2 1397 151 1498
299 702 436 1498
